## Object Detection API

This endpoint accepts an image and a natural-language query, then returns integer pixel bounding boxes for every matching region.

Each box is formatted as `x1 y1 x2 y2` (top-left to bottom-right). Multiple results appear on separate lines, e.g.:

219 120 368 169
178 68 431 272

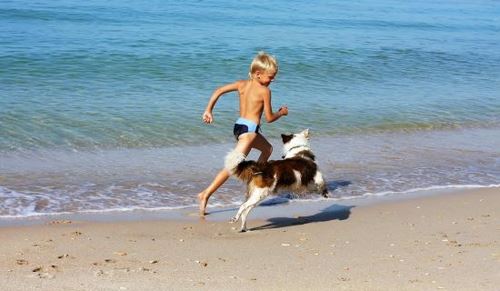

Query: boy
198 52 288 216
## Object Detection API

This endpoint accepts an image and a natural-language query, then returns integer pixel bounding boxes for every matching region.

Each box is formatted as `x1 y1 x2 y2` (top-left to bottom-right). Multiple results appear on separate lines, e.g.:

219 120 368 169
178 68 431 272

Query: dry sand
0 187 498 290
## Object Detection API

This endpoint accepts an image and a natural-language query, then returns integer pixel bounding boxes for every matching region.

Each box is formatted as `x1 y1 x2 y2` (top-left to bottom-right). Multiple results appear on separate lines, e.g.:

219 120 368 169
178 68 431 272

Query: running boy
198 52 288 216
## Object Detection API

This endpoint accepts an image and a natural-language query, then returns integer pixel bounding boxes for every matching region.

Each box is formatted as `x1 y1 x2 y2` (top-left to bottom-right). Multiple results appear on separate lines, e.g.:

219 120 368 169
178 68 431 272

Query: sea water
1 0 499 217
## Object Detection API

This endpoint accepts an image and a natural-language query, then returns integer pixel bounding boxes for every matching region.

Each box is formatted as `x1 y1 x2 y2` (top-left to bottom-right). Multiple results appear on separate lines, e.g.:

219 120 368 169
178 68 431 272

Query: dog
225 129 328 232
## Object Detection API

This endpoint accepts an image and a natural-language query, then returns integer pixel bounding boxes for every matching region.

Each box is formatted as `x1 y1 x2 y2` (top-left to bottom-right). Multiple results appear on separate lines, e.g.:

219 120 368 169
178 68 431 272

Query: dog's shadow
206 179 354 230
250 203 354 231
250 179 353 231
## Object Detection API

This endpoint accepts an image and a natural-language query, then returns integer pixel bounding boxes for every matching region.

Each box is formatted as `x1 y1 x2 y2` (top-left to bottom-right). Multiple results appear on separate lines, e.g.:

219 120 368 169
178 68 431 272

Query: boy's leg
233 133 258 154
250 134 273 162
198 169 230 216
198 133 257 216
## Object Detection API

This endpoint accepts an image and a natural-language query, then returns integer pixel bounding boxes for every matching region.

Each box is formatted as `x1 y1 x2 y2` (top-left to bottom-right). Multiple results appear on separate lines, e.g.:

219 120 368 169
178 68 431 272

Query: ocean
1 0 499 218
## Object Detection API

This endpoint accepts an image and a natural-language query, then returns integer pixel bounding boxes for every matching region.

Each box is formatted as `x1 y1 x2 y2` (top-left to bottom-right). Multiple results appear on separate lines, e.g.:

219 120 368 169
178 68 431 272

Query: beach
1 0 499 290
1 186 498 290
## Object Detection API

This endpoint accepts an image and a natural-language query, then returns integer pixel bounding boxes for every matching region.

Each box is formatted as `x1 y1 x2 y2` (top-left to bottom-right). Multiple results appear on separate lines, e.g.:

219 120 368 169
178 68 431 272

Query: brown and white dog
225 129 328 232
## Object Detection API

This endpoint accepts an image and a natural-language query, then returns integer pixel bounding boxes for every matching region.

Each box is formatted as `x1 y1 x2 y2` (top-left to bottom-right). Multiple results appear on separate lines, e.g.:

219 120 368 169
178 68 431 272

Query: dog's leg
230 203 246 224
239 187 269 232
230 187 269 232
230 188 260 226
314 171 329 197
230 188 255 224
229 185 254 223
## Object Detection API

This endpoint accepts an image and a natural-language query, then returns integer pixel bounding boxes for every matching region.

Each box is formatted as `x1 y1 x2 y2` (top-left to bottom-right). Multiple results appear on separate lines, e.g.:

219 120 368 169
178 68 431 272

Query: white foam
361 184 500 197
1 184 498 219
291 184 500 203
0 204 201 219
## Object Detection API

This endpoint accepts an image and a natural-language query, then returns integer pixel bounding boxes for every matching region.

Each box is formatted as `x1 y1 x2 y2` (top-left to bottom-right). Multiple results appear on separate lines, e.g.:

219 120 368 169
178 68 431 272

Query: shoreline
1 184 498 228
1 126 499 219
1 184 499 228
1 186 498 290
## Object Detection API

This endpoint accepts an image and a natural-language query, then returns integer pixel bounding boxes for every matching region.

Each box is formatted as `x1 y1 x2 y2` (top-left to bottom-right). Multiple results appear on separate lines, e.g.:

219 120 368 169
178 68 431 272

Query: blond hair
249 52 278 79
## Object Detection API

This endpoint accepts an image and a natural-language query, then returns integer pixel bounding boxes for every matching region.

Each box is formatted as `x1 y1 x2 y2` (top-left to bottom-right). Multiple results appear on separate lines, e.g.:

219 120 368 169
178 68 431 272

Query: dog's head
281 129 312 159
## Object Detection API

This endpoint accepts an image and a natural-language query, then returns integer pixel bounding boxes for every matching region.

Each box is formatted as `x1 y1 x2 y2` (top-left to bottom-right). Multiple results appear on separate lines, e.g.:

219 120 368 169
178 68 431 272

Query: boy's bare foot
198 191 208 216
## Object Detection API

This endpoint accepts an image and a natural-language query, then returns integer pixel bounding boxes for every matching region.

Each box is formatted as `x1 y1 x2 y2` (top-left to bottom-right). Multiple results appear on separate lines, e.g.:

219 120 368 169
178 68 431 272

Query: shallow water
1 0 499 217
1 128 498 217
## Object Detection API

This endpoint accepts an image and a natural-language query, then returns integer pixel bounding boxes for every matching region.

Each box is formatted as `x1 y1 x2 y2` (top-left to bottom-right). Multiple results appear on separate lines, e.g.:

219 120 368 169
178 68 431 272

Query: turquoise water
0 0 499 217
1 0 499 150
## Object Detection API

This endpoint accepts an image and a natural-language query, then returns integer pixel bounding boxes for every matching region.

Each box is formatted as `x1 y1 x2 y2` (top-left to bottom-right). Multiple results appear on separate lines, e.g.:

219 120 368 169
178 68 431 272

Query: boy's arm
203 81 242 124
263 89 288 123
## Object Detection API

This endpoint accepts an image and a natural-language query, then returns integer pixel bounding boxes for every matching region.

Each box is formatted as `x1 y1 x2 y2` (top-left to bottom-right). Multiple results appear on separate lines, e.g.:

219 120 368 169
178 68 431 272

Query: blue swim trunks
233 117 261 140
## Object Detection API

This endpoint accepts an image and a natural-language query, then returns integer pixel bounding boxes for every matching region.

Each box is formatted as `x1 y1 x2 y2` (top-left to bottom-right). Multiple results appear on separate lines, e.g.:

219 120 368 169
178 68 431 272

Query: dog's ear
281 134 293 144
302 129 310 139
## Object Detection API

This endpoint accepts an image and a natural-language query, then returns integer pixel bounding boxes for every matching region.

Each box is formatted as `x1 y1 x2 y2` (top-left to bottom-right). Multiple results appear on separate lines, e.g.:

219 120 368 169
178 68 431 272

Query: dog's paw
239 229 247 233
229 217 238 223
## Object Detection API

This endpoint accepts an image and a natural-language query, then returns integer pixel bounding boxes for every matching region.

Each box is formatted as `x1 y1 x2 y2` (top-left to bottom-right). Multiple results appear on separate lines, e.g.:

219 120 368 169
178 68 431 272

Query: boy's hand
279 106 288 116
202 111 213 123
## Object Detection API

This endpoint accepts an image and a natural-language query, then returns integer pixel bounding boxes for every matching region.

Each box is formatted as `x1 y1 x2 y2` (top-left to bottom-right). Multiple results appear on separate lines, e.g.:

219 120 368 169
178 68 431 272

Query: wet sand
0 187 498 290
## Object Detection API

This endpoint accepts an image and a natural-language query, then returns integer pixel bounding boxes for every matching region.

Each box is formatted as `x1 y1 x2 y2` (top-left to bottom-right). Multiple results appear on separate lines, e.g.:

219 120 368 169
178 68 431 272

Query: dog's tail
224 150 261 183
224 150 247 174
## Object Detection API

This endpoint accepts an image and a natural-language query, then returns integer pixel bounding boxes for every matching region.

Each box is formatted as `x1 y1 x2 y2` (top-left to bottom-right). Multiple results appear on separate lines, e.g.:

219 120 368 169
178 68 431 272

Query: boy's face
256 70 276 86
